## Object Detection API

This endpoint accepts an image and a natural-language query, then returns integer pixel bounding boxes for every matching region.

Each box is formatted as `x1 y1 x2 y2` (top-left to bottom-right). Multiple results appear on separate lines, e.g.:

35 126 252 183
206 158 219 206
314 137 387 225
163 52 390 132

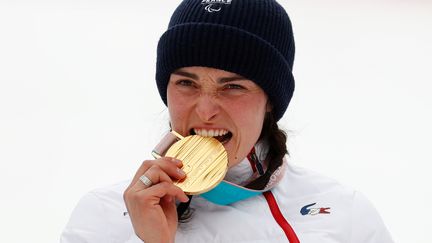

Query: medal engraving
164 133 228 195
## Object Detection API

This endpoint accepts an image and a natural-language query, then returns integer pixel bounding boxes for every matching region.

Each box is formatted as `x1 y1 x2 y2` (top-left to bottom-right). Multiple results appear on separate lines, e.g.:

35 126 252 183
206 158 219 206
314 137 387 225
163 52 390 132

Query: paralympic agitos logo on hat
201 0 232 13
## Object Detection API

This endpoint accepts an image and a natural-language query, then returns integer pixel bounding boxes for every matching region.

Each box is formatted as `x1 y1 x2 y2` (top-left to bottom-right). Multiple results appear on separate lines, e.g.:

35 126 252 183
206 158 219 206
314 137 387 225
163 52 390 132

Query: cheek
228 96 267 141
229 97 267 127
167 89 184 125
168 105 182 128
225 100 266 167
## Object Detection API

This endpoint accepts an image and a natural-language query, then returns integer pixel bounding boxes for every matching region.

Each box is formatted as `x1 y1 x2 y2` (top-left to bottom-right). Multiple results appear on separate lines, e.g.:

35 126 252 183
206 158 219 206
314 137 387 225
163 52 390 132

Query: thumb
160 196 178 231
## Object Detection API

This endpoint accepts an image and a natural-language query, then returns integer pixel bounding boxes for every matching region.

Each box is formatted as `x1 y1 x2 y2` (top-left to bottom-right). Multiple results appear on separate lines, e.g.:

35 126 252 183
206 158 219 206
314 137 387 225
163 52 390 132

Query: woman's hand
123 157 189 243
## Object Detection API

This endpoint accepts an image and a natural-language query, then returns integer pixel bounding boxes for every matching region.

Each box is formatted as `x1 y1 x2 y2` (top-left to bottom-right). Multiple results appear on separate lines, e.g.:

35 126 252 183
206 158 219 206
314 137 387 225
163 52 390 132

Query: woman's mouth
190 128 233 145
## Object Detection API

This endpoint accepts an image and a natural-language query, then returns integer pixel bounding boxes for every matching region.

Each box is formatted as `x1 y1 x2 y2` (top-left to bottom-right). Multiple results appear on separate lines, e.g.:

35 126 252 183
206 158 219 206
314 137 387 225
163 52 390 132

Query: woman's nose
195 93 220 122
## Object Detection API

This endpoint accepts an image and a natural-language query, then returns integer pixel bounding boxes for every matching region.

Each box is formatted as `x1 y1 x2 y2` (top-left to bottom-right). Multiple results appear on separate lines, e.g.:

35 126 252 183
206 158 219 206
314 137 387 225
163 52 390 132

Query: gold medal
153 131 228 195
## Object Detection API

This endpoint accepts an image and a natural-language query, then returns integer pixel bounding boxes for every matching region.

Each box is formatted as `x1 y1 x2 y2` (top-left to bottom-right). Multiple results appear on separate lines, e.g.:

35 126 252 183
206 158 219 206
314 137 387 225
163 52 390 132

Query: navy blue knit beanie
156 0 295 121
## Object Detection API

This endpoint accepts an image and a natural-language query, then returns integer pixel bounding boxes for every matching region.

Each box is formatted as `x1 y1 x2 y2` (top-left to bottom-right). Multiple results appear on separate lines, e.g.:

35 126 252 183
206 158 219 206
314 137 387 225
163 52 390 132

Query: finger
133 165 173 191
161 195 178 226
130 157 184 185
154 157 185 180
140 181 189 203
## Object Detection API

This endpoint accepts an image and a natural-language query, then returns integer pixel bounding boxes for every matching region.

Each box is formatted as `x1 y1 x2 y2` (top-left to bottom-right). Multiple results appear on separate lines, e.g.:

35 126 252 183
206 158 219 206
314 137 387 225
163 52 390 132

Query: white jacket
61 158 393 243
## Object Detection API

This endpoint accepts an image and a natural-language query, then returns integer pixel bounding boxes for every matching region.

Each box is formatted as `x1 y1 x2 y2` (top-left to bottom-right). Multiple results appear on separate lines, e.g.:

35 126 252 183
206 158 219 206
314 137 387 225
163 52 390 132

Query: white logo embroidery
264 163 286 190
201 0 232 13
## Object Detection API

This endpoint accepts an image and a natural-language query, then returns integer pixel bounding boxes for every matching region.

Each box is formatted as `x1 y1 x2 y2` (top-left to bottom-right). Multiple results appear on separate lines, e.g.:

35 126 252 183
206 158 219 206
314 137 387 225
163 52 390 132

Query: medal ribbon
153 131 286 205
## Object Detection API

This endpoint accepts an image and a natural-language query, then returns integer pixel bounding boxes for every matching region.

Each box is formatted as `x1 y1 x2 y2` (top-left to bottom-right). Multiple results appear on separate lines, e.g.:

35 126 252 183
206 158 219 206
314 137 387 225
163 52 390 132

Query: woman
61 0 393 242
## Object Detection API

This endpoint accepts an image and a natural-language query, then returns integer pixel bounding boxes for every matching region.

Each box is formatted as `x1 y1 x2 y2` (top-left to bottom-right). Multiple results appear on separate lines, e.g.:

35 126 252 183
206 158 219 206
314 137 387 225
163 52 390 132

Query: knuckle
155 160 177 174
130 192 142 201
123 189 133 201
129 191 148 203
158 157 176 167
148 164 163 173
158 181 170 188
158 181 176 191
141 160 153 169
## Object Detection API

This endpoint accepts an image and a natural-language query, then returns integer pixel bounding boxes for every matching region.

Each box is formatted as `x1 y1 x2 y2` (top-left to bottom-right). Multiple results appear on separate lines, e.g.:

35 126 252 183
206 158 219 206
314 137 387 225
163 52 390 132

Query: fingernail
171 158 182 166
177 168 186 176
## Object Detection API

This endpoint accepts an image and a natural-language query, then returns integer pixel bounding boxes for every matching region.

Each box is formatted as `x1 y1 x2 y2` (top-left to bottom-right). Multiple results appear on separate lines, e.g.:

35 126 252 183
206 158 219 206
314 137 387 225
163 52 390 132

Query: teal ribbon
200 180 265 205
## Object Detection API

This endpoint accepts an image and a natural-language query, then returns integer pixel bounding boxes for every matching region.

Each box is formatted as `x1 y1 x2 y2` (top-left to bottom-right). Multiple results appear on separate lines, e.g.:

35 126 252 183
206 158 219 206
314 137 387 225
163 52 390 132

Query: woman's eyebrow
219 76 247 83
173 70 246 83
172 70 199 80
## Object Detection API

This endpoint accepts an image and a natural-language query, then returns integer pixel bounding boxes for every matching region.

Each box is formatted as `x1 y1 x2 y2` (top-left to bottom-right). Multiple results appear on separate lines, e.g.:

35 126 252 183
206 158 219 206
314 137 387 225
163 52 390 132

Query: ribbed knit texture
156 0 295 121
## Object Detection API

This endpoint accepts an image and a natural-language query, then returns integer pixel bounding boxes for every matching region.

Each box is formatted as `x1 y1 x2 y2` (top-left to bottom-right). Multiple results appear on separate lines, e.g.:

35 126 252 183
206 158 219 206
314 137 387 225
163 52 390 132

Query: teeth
217 130 223 136
193 128 229 137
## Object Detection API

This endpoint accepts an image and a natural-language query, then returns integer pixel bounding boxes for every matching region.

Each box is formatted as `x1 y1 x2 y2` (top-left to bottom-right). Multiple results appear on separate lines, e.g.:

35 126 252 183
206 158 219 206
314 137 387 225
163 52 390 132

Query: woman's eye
176 80 194 87
224 84 245 90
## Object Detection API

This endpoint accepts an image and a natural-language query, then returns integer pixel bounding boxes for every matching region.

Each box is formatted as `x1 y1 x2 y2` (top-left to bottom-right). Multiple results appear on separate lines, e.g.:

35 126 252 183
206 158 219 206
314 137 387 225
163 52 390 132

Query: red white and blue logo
300 203 331 216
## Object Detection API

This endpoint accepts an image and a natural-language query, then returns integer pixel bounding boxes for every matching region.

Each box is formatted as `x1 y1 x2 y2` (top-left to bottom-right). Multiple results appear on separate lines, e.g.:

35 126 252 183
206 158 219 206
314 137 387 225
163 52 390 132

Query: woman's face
167 66 270 167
